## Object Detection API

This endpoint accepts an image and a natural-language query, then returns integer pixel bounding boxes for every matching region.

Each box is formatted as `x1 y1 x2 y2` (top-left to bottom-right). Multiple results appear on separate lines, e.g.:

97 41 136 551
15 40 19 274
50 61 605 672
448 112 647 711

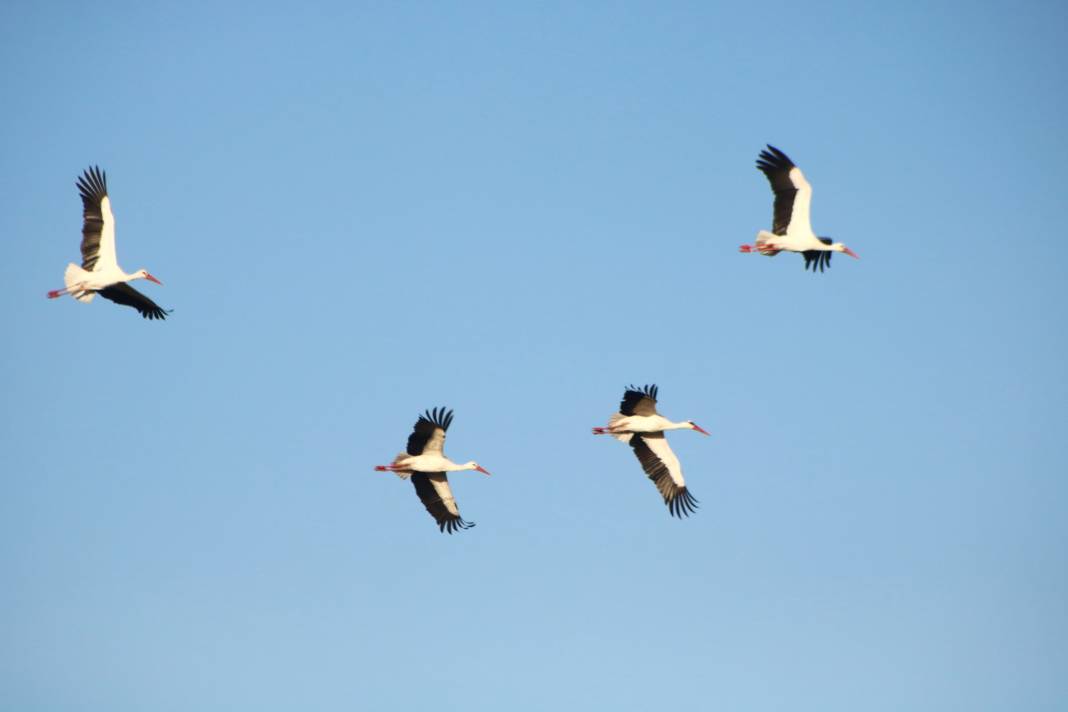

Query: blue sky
2 1 1065 710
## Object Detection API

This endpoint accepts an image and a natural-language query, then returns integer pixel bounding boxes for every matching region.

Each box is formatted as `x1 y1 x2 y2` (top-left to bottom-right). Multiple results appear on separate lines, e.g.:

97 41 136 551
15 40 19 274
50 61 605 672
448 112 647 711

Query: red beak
475 466 492 476
145 273 163 285
843 248 860 259
692 424 711 436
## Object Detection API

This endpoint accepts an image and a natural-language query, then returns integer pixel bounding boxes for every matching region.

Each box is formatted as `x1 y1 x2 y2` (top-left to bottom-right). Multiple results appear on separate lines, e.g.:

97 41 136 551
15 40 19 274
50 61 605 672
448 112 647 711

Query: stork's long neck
648 415 691 431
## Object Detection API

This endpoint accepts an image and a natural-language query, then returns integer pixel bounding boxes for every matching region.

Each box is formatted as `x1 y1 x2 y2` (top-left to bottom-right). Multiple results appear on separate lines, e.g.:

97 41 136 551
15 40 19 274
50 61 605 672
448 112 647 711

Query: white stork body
374 407 490 534
60 263 146 301
600 414 700 435
386 452 486 475
48 166 170 319
740 145 858 272
592 384 710 518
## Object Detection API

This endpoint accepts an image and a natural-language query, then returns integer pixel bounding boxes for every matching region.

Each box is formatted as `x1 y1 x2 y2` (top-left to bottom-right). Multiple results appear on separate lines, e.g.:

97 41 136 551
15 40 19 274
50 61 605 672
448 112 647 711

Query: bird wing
97 283 170 320
76 166 118 272
410 472 475 534
620 384 659 417
803 239 833 272
629 433 699 518
756 145 812 237
406 407 453 456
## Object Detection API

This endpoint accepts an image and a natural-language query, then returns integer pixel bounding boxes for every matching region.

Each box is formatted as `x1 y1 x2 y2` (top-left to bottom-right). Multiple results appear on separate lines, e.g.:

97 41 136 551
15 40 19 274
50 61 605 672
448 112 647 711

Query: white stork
374 407 490 534
592 384 709 518
740 145 859 272
47 166 170 319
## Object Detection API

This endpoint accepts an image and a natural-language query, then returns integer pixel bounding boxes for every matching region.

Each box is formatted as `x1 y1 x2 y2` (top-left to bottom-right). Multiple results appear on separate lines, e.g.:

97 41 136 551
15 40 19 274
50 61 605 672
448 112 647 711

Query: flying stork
593 384 709 518
374 407 491 533
47 166 170 319
740 145 859 272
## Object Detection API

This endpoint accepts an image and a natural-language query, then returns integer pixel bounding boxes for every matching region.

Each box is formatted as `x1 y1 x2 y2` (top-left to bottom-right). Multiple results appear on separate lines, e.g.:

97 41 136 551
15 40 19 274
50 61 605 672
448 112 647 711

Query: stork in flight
740 145 859 272
593 384 709 518
47 166 170 319
374 407 490 533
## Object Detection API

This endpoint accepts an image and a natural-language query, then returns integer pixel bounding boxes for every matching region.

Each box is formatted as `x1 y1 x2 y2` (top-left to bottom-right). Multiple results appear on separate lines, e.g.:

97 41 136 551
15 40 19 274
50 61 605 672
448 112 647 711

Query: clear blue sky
2 2 1065 710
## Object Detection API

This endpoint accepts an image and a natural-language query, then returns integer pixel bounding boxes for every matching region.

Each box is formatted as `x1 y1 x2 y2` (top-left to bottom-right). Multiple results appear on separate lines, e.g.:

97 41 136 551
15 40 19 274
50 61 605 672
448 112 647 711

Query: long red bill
692 424 711 436
843 248 860 259
475 466 492 476
146 273 163 285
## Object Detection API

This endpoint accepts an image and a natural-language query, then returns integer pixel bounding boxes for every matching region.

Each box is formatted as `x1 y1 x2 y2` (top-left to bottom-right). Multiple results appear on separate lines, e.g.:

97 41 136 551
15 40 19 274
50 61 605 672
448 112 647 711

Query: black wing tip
624 383 659 401
438 517 476 534
756 144 795 172
667 488 699 519
140 308 173 320
803 250 832 273
75 165 108 199
419 406 455 430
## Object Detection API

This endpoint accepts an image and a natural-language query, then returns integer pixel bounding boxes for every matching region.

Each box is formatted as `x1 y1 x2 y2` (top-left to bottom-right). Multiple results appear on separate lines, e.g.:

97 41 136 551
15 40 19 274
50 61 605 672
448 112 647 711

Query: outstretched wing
756 145 812 237
410 472 475 534
406 407 453 456
76 166 118 272
629 433 698 518
97 283 170 320
620 384 659 417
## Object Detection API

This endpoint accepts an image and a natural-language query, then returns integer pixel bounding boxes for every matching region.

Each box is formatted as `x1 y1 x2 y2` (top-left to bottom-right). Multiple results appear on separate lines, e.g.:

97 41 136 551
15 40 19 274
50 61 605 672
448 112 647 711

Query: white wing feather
786 166 813 238
94 196 119 272
641 434 685 488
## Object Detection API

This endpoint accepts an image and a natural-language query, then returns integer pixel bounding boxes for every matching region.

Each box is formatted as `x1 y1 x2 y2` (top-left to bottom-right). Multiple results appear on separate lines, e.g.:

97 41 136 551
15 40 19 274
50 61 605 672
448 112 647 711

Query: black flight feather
97 283 171 320
76 166 108 271
756 145 799 236
620 384 658 416
410 472 475 534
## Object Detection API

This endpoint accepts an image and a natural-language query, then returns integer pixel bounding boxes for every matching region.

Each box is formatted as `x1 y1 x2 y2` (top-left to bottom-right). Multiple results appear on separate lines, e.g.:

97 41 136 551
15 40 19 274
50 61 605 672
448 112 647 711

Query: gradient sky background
2 2 1065 710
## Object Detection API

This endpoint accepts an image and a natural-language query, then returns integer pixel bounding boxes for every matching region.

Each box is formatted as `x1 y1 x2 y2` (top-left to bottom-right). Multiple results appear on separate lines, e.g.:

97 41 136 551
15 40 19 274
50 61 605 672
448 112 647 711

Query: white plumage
374 407 490 534
740 145 859 272
593 385 710 518
48 166 170 319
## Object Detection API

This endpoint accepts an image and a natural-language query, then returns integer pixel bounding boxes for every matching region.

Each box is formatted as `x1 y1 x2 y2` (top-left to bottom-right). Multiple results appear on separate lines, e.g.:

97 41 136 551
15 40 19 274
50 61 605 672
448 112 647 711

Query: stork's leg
739 242 779 254
47 281 90 299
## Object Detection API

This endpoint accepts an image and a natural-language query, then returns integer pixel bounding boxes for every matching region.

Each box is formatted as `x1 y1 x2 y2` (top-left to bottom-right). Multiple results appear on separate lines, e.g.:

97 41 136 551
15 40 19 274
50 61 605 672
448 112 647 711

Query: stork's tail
64 264 95 303
607 413 632 443
754 231 782 256
388 453 412 480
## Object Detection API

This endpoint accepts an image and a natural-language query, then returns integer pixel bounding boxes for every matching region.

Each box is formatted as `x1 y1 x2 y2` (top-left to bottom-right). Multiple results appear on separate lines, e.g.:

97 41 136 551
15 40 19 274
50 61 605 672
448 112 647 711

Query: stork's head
134 269 163 285
829 242 859 259
687 421 711 436
463 461 492 476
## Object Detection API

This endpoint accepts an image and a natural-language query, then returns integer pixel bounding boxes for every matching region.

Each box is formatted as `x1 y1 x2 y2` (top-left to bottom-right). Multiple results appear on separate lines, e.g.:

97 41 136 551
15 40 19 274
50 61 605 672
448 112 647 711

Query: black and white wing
629 433 698 518
97 283 170 320
756 145 812 237
75 166 117 273
406 407 453 456
410 472 475 534
620 384 659 417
